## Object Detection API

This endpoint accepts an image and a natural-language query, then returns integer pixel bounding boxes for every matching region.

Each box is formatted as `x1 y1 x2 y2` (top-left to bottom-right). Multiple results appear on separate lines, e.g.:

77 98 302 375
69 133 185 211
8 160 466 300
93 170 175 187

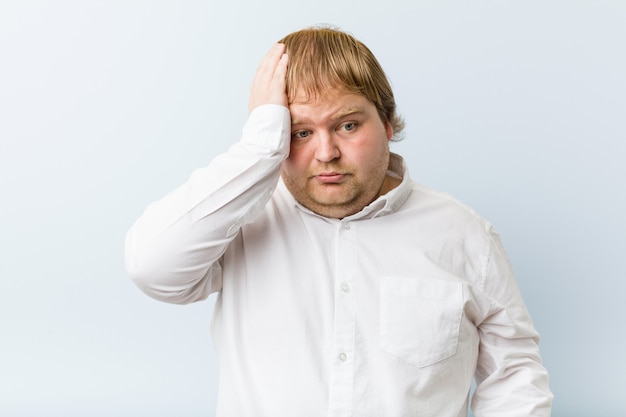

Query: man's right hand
248 43 289 113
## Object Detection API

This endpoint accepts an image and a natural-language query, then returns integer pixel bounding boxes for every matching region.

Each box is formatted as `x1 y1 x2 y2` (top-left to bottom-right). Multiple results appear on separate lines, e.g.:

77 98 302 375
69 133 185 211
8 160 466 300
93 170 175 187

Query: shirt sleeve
472 227 554 417
124 105 291 304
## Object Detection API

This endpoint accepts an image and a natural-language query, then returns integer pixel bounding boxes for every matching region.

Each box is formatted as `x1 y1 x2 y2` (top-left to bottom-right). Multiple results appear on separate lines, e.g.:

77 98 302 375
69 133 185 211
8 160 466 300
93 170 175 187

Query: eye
292 130 310 140
342 122 357 132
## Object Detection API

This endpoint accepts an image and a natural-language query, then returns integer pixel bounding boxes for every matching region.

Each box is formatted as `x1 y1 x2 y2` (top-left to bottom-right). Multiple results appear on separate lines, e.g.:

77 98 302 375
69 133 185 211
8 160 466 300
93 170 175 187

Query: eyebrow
291 106 365 125
334 106 365 119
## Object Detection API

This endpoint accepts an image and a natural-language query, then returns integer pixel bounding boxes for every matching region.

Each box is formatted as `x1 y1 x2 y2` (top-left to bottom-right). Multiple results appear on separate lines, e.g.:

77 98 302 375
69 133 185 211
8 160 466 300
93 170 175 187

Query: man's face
281 90 395 219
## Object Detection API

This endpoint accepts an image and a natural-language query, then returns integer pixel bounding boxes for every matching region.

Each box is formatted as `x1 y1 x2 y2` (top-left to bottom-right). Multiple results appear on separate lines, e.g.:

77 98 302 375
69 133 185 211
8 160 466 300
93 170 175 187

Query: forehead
289 89 374 123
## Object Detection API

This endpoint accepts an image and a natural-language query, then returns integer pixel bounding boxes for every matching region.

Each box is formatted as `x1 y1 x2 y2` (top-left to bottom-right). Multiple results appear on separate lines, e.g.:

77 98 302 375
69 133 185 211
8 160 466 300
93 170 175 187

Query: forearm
472 310 553 416
125 105 290 303
472 228 553 416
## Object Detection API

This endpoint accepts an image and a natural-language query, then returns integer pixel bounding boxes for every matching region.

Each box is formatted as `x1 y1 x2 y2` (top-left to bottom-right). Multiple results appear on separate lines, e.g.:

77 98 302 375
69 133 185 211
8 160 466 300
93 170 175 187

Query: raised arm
125 44 290 304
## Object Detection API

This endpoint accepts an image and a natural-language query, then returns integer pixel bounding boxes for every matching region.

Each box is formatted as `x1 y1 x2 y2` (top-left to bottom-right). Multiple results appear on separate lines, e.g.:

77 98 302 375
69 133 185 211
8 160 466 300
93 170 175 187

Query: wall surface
1 1 624 416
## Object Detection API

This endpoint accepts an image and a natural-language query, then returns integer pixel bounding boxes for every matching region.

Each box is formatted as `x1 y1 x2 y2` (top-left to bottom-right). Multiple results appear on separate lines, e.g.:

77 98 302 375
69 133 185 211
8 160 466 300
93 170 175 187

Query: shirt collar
284 152 412 221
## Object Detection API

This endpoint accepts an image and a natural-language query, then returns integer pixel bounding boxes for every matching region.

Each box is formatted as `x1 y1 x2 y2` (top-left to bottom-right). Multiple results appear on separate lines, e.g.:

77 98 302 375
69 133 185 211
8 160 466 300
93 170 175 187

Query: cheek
284 146 310 171
351 138 388 165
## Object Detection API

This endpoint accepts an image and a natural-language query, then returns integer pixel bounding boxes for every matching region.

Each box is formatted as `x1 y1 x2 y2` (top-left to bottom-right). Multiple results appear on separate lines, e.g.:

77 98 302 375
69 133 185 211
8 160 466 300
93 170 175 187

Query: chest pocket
379 276 463 367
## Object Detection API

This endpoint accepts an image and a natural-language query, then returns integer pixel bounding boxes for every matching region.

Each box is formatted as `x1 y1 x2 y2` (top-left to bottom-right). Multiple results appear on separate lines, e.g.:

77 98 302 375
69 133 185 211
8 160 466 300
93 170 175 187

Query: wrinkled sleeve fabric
472 227 553 416
124 105 291 304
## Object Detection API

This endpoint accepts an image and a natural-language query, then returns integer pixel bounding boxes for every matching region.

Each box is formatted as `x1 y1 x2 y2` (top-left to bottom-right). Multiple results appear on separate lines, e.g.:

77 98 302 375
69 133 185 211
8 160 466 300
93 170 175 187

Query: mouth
314 172 346 184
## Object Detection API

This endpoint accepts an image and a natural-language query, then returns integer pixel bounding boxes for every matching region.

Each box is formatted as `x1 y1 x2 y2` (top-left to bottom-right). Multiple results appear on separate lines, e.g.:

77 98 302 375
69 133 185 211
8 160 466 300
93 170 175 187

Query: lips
314 172 346 183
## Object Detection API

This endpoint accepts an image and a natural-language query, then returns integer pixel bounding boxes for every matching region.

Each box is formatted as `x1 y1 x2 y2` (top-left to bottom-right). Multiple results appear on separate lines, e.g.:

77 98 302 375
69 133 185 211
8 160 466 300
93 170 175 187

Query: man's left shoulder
405 181 491 230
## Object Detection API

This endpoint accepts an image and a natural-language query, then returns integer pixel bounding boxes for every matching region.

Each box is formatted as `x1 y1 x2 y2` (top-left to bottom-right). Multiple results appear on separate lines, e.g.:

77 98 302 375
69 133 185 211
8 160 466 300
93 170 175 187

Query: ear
385 121 393 141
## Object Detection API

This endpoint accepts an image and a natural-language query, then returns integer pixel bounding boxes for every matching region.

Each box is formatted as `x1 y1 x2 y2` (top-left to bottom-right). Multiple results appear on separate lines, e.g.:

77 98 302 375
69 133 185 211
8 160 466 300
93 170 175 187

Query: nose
314 132 340 162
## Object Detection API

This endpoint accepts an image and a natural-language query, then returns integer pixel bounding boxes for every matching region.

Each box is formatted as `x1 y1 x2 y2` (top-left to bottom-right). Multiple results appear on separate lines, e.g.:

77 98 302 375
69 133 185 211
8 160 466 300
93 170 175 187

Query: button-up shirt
125 105 553 417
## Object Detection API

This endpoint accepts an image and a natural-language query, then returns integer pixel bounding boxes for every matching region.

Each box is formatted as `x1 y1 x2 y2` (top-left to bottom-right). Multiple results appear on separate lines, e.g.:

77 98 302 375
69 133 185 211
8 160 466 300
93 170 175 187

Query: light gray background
1 1 624 416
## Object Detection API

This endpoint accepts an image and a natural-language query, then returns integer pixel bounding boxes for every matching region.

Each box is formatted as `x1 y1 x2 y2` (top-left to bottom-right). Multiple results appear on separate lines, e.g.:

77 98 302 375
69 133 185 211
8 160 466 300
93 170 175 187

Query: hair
279 26 405 141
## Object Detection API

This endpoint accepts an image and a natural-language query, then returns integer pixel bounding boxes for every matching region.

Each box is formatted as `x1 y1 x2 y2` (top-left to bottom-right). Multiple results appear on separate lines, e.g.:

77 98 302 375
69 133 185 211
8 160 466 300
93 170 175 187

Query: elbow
124 229 206 305
125 238 176 304
125 252 211 305
125 249 156 299
124 220 220 304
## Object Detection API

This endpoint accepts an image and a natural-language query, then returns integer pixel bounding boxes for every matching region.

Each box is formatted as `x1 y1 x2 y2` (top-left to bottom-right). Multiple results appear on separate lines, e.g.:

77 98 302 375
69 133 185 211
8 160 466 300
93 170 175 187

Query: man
125 26 553 416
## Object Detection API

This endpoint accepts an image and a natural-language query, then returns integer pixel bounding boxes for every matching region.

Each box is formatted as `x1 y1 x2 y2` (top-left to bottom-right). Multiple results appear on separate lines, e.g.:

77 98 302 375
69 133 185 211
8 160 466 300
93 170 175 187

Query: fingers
254 43 286 86
249 43 289 113
273 52 289 88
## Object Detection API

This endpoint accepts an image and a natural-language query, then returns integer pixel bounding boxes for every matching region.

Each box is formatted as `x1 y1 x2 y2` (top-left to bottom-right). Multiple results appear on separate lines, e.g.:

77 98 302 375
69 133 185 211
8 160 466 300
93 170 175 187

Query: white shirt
125 105 553 417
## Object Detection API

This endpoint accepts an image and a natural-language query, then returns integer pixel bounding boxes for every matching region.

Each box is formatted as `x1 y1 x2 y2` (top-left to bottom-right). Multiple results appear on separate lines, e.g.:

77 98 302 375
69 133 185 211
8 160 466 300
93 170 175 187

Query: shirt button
341 282 350 293
342 222 351 230
338 352 348 362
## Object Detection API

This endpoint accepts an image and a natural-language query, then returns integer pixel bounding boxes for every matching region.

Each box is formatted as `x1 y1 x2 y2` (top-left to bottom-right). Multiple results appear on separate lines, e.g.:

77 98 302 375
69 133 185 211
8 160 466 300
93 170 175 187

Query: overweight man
125 26 553 417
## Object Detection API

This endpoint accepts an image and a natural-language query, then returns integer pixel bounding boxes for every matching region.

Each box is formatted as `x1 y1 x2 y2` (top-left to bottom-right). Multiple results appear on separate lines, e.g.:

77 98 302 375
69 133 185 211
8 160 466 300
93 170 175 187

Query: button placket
328 220 357 416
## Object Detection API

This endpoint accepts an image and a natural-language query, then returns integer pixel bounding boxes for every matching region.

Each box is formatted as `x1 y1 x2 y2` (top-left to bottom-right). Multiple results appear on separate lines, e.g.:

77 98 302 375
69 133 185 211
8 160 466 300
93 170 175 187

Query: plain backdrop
1 1 624 416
